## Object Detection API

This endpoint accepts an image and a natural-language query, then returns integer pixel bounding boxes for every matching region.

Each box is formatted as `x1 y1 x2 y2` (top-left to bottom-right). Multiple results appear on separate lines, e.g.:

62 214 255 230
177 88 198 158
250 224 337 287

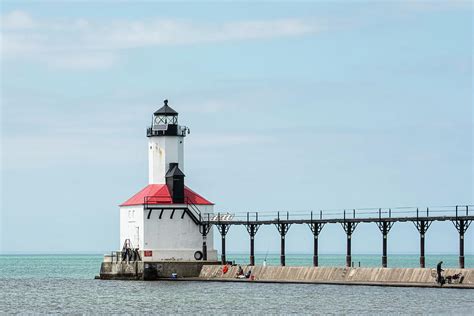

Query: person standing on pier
436 261 444 285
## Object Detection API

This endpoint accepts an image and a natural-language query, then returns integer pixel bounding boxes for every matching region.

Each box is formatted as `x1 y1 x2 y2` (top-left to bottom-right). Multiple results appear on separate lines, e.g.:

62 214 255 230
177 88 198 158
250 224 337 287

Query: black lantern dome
153 99 178 124
147 99 188 137
154 99 178 117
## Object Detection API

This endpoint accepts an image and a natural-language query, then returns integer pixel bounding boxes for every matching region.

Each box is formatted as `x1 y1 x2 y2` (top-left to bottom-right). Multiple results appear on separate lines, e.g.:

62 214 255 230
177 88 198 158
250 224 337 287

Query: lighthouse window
154 115 177 125
154 116 166 124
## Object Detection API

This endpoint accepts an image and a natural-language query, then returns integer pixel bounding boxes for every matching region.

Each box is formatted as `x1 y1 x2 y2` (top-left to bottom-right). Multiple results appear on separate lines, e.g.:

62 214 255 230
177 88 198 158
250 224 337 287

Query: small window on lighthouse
154 115 167 125
154 114 177 126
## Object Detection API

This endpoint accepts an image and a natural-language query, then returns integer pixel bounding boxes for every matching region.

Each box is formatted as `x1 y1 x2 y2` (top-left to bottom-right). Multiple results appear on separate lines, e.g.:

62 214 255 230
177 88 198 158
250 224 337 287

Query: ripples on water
0 255 473 314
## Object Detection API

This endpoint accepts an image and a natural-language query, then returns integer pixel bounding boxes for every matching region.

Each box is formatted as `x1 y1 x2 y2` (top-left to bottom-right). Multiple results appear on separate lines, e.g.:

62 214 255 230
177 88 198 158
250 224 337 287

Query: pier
184 205 473 268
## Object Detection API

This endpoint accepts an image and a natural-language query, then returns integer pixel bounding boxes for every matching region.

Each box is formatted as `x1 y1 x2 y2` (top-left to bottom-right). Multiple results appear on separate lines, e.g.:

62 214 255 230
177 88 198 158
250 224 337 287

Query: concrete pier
196 265 474 288
99 261 474 288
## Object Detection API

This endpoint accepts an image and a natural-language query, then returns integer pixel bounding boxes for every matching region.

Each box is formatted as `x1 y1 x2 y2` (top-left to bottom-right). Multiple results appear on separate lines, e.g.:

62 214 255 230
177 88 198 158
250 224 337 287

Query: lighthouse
118 100 217 262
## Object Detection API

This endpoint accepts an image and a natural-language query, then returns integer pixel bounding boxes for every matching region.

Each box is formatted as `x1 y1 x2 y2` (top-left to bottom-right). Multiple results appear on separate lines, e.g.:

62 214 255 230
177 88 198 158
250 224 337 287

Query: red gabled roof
120 184 213 206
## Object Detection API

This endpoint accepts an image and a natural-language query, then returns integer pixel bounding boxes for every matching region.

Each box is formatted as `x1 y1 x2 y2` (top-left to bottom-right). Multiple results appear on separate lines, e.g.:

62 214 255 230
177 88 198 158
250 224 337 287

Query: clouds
1 10 35 29
1 10 323 70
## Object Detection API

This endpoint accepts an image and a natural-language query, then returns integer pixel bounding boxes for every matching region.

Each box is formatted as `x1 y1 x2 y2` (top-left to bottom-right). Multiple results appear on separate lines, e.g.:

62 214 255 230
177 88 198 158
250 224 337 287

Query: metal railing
205 205 472 224
146 126 187 137
184 197 202 224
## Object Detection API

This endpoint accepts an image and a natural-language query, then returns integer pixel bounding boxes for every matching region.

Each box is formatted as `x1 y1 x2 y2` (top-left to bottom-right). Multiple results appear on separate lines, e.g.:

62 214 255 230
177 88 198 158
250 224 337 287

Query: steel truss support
245 224 261 266
199 223 212 261
376 221 394 268
216 224 231 265
275 223 291 266
308 222 325 267
452 219 472 268
413 220 432 268
341 221 358 267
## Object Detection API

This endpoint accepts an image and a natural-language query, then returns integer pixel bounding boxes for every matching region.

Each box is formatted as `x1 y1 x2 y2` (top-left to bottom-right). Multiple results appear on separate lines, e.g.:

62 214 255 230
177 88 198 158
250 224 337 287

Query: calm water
1 254 473 314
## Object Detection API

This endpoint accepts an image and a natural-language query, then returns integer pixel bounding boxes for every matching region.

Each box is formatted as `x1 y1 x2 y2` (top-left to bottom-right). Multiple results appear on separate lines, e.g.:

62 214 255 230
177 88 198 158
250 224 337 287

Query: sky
1 1 473 256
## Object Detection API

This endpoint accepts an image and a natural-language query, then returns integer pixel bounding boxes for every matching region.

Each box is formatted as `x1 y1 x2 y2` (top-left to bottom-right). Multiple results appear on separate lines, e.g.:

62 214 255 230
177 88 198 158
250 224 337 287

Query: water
1 254 473 314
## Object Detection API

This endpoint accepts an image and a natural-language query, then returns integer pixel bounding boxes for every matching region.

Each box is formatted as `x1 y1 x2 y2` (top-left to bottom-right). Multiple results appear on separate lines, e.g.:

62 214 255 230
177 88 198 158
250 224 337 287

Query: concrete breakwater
99 260 473 288
197 265 474 288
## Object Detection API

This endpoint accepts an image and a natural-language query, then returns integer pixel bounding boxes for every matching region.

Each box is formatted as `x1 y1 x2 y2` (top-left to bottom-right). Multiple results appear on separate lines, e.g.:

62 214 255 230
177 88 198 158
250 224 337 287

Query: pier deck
167 265 474 289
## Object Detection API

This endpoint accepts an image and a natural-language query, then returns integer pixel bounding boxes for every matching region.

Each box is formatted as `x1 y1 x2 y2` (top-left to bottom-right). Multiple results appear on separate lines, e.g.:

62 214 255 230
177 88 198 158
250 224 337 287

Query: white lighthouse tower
118 100 217 262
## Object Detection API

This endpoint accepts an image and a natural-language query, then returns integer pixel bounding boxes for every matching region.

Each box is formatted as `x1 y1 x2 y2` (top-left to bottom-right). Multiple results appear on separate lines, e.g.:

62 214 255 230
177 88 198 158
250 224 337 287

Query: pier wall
100 261 143 280
198 265 474 287
100 261 220 280
99 261 474 287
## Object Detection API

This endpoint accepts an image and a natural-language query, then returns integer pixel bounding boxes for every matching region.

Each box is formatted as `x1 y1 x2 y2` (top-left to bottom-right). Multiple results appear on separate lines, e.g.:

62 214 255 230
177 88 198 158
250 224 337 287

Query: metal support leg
199 223 212 262
281 234 285 266
308 222 324 267
452 219 472 269
250 234 255 266
420 232 425 268
203 239 208 261
313 235 318 267
246 224 260 266
377 221 394 268
276 223 291 267
217 224 230 265
413 220 431 268
221 235 226 264
346 234 351 268
341 222 357 268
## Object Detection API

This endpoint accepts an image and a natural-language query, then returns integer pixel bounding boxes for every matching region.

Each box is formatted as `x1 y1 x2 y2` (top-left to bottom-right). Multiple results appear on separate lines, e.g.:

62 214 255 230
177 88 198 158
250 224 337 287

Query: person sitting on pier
445 272 464 284
245 270 252 279
236 265 245 278
436 261 445 285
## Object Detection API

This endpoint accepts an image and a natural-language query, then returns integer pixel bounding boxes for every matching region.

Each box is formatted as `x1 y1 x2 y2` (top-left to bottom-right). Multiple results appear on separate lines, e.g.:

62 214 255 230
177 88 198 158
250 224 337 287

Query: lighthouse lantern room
119 100 217 262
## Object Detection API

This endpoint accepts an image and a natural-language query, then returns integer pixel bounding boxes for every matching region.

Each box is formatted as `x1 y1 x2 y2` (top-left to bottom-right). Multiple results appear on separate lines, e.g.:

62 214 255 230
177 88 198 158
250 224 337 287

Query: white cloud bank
1 10 324 70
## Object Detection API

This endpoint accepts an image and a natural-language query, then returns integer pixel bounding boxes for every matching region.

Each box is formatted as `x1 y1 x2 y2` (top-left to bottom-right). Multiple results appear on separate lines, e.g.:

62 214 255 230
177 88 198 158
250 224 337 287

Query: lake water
1 254 473 314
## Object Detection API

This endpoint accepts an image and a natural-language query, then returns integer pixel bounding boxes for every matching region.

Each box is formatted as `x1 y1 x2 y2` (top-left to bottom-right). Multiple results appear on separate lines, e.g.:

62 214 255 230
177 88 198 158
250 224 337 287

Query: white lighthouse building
118 100 217 262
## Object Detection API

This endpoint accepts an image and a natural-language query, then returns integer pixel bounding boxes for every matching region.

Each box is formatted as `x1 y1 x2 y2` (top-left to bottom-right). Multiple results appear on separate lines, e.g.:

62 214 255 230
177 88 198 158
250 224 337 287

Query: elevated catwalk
198 205 473 268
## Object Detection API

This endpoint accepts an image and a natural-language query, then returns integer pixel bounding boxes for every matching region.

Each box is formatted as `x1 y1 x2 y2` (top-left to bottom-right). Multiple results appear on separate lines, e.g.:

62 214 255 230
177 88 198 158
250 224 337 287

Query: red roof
120 184 213 206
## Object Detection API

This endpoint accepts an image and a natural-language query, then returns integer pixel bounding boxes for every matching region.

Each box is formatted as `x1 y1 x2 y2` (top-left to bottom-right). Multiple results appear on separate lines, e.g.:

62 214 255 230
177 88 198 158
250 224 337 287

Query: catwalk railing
197 205 473 268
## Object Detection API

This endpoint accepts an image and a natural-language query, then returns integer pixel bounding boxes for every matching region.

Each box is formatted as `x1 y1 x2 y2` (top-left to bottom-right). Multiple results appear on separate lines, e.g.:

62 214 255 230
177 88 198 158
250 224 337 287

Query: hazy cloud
1 10 35 29
1 10 324 70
